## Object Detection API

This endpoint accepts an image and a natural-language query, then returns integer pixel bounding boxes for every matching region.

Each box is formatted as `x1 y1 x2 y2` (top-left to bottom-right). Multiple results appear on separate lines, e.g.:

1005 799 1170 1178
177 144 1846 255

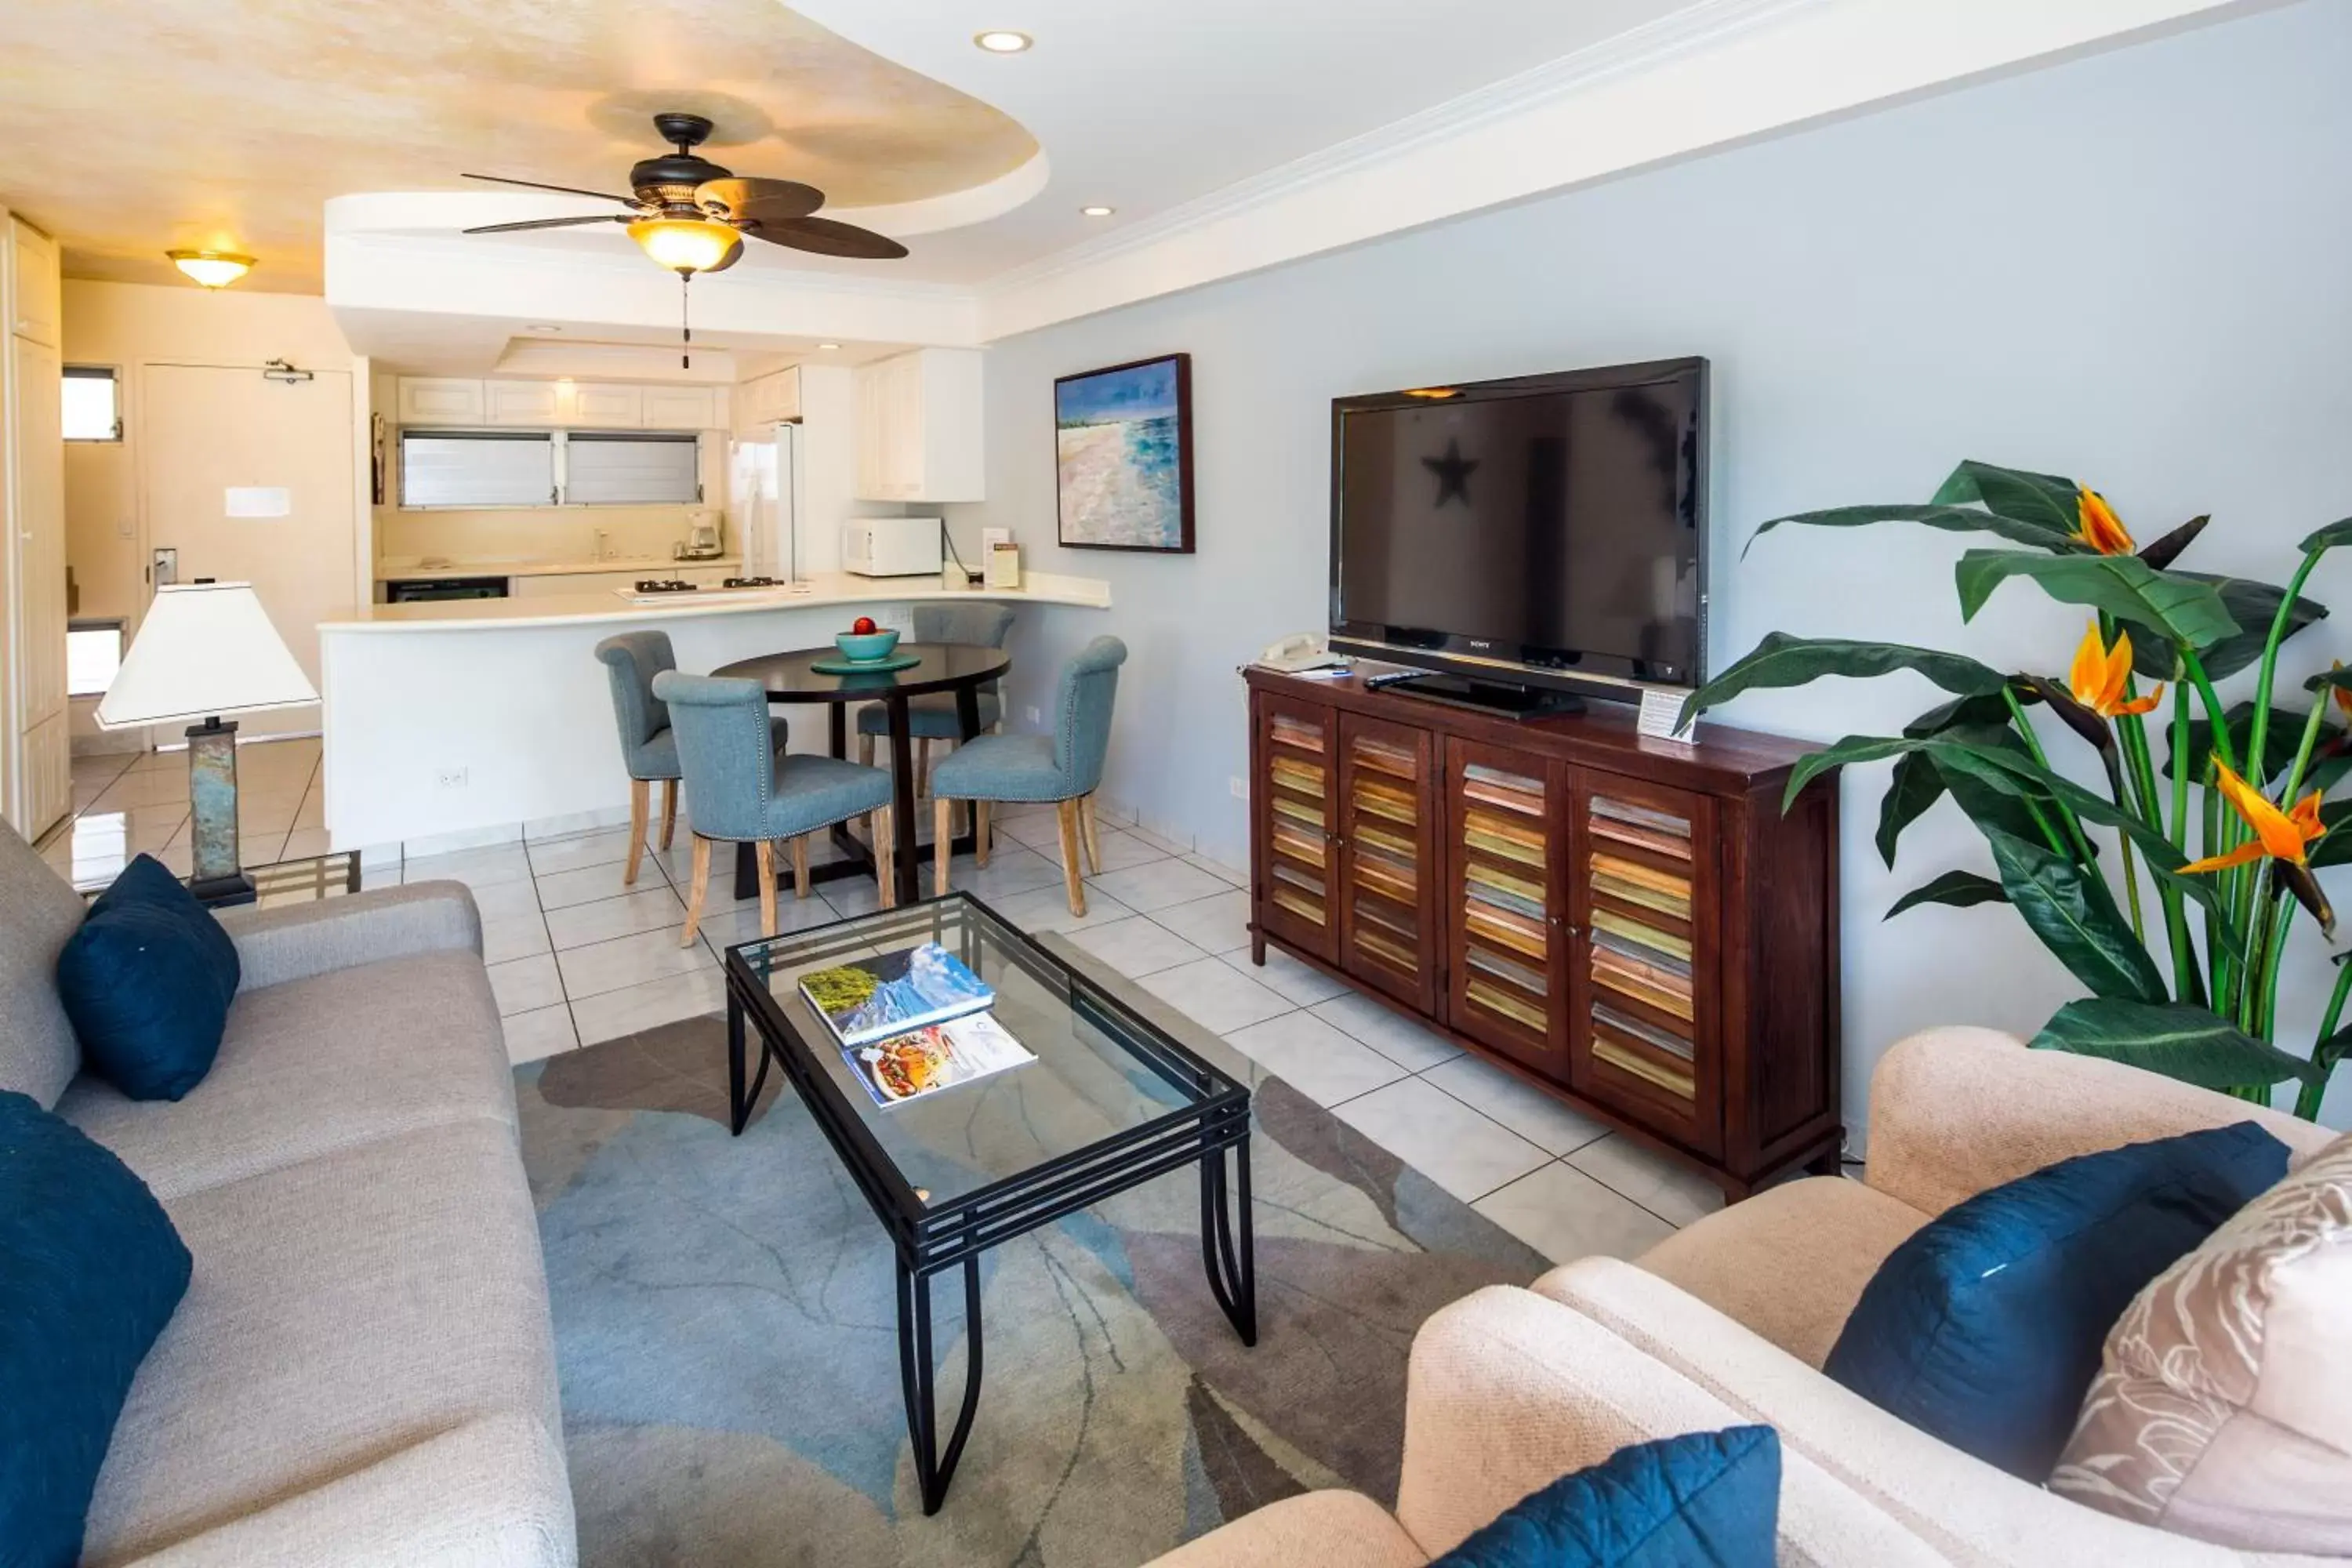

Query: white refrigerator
726 421 804 581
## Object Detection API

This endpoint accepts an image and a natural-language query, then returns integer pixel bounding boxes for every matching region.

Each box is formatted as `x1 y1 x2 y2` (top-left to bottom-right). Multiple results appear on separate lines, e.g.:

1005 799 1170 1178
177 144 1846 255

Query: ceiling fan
462 111 906 363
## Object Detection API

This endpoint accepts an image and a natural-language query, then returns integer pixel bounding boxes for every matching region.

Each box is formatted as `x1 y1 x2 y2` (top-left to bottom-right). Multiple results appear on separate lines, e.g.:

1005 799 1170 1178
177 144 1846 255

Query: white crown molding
975 0 2269 340
980 0 1816 299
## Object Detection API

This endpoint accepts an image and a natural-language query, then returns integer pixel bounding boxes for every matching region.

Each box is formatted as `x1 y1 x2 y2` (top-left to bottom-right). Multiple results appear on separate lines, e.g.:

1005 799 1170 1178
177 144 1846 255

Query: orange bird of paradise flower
2068 621 2163 717
2073 488 2136 555
2180 760 2327 873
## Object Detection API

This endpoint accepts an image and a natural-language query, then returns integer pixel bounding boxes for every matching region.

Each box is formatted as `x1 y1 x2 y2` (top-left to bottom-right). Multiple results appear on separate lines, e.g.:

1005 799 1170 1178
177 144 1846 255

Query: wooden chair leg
933 796 953 898
1055 798 1087 917
681 835 711 946
975 801 992 867
916 738 933 798
659 778 678 851
858 733 875 768
624 778 648 886
791 833 811 899
1079 794 1103 875
755 840 778 938
873 806 897 909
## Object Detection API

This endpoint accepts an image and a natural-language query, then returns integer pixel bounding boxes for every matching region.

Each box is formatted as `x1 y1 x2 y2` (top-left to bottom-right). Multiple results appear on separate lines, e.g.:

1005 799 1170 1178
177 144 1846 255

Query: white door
142 363 355 739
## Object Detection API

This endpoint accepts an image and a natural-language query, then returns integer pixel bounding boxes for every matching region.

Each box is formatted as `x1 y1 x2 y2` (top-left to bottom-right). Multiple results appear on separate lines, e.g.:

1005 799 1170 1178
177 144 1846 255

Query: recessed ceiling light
1080 205 1116 218
974 30 1032 53
524 324 563 334
817 342 841 351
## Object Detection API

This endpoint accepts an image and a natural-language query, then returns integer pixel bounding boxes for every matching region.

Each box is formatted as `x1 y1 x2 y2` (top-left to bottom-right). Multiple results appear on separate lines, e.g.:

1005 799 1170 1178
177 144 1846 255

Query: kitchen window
396 429 701 507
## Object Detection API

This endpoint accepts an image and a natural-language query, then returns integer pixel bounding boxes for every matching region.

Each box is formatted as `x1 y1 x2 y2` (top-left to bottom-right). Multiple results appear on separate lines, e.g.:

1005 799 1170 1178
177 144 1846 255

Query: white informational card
1637 687 1697 744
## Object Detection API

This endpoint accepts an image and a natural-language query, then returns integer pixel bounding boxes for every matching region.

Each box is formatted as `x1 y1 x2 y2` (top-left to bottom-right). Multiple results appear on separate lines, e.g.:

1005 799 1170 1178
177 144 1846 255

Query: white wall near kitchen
946 0 2352 1132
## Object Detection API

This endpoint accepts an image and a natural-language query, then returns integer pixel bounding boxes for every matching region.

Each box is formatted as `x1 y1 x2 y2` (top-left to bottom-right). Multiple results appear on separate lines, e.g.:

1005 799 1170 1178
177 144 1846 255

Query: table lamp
95 582 318 906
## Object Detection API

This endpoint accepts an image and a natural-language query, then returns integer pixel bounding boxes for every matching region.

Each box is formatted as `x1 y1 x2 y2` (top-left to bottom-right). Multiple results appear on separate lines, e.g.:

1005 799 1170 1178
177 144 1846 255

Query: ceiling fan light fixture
974 29 1033 53
627 217 742 275
166 249 255 289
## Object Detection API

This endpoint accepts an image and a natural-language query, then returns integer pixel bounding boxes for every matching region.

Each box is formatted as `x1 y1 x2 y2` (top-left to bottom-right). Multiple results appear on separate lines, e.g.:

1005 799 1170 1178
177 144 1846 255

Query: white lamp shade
96 583 318 730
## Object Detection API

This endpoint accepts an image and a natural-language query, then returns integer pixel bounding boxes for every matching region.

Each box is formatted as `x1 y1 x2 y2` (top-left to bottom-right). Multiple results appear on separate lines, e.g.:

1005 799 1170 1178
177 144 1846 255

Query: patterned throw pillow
2050 1133 2352 1552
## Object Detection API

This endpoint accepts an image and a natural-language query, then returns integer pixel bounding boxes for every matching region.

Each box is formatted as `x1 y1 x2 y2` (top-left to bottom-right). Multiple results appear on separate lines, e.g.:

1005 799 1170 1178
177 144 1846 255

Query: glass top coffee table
721 893 1257 1514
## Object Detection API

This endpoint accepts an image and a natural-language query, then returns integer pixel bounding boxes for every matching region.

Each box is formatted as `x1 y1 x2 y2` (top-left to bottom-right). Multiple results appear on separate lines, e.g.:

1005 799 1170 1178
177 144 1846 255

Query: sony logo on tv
1466 640 1494 651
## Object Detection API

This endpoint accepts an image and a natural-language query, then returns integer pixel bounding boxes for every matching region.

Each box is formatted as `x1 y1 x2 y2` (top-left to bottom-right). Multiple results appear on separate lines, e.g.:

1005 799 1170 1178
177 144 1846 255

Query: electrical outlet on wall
435 767 469 790
1229 776 1248 800
1023 705 1042 725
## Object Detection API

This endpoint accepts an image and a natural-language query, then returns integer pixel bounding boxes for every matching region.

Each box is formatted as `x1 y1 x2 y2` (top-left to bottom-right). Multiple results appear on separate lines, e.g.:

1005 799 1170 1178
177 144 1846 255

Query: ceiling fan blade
697 176 823 228
461 214 630 234
746 215 909 260
462 172 637 205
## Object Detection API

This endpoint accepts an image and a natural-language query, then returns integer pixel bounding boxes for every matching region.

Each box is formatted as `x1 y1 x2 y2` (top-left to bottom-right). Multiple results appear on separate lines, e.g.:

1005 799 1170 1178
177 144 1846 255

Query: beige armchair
1155 1028 2341 1567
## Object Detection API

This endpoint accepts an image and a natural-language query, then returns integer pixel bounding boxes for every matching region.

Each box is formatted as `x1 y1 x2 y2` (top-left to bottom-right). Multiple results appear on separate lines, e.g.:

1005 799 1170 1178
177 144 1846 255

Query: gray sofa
0 824 575 1567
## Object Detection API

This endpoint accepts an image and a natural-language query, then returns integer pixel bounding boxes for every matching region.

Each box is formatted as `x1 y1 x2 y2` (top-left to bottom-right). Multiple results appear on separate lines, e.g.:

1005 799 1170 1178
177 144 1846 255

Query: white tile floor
39 746 1726 1264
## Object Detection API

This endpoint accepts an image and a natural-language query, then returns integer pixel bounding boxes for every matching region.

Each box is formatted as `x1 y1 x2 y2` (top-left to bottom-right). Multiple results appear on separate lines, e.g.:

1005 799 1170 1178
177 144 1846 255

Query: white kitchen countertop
374 554 741 583
322 569 1112 632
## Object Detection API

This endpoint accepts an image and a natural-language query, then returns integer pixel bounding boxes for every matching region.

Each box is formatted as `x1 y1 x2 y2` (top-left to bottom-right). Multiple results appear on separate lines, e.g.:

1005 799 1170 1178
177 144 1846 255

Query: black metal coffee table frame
721 894 1257 1515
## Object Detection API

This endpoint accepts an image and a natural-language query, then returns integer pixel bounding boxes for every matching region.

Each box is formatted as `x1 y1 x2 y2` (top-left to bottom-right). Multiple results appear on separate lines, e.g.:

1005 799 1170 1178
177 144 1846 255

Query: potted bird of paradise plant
1681 461 2351 1118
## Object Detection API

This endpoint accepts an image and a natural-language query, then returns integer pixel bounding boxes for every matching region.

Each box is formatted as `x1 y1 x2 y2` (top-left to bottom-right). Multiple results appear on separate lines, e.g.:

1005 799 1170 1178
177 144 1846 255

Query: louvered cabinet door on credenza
1568 771 1722 1158
1250 692 1340 964
1442 739 1570 1079
1334 713 1439 1014
1241 667 1840 1200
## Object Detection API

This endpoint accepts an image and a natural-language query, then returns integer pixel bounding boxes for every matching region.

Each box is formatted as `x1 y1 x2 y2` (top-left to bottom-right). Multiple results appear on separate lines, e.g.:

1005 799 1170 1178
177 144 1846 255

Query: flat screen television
1329 358 1707 706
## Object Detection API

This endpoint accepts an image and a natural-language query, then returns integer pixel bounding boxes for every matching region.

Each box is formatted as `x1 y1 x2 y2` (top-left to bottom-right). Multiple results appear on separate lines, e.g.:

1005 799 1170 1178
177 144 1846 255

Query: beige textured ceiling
0 0 1036 292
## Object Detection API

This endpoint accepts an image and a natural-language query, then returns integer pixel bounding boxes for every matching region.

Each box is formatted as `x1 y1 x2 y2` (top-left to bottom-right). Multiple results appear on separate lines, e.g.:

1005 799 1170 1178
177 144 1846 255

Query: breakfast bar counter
315 572 1112 851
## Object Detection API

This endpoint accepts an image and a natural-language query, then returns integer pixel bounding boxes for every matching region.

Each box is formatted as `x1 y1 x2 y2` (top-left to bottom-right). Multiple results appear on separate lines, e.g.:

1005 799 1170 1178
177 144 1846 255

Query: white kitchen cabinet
8 220 60 348
641 384 718 430
20 710 67 837
734 367 800 433
853 348 983 503
485 379 564 426
398 377 488 425
565 383 643 427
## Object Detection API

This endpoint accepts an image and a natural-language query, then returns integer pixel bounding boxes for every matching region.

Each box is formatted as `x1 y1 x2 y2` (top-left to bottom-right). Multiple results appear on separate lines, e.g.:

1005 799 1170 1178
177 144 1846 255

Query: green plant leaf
1932 461 2086 540
2031 998 2321 1091
1984 826 2169 1003
2307 800 2352 870
2163 700 2315 784
2296 515 2352 554
1875 694 2038 868
1784 734 1935 807
1886 870 2008 919
1679 633 2009 728
1746 503 2082 557
2134 573 2326 682
1915 739 2240 951
1955 550 2240 651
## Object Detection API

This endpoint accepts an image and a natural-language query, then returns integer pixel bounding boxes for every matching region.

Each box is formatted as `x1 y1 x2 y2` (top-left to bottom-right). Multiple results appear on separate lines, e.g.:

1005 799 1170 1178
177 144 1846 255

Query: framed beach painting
1054 353 1194 553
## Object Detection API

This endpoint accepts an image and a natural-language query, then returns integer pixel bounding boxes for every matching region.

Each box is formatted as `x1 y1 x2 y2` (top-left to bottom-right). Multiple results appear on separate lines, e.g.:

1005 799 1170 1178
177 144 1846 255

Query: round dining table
709 641 1012 908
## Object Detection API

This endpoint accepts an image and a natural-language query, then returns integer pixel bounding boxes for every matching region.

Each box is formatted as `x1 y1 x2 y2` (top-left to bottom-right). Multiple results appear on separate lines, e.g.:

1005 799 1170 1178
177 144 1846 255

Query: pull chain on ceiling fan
461 112 909 366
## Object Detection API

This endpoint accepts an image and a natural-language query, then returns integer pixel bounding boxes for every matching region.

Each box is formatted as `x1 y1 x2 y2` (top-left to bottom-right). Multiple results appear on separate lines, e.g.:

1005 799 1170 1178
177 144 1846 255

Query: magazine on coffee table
799 942 993 1050
844 1013 1037 1109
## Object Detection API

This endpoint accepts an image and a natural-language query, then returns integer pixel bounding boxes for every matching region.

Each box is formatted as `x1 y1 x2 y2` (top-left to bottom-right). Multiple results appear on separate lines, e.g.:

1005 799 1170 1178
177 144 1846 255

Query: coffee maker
676 508 724 560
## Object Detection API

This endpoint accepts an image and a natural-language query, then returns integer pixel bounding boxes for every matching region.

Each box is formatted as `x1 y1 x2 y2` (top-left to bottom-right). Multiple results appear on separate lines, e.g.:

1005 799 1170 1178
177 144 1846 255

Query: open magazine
844 1012 1037 1109
799 942 993 1050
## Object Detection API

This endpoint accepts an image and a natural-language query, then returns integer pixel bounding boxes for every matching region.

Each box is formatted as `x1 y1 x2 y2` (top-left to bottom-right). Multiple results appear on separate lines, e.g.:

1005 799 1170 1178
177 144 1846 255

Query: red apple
851 615 878 635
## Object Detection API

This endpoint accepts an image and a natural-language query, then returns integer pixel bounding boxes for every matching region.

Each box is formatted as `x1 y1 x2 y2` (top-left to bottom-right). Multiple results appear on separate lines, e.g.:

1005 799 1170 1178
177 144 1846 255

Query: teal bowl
834 628 901 662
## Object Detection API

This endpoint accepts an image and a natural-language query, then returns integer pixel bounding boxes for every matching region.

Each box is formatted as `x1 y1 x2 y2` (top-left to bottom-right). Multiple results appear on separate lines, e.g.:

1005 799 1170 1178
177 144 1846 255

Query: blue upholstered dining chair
647 671 897 943
856 601 1018 789
928 636 1127 916
595 631 785 887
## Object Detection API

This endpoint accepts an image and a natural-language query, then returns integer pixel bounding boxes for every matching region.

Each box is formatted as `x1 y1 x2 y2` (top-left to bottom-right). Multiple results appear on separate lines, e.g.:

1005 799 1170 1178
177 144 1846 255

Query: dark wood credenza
1243 667 1842 1199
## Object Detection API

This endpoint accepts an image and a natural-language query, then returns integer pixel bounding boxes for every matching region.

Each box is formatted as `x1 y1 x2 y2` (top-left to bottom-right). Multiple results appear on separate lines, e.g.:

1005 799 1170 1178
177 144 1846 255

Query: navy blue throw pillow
56 853 240 1100
0 1089 192 1567
1825 1120 2288 1481
1431 1425 1780 1568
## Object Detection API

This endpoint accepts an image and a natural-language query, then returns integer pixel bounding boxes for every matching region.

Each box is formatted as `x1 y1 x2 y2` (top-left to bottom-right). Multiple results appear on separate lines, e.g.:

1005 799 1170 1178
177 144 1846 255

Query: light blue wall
953 0 2352 1128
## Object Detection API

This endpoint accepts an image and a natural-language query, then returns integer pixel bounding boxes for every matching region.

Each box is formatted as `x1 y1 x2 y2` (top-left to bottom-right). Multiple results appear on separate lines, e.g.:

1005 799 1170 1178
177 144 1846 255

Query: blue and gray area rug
517 978 1545 1568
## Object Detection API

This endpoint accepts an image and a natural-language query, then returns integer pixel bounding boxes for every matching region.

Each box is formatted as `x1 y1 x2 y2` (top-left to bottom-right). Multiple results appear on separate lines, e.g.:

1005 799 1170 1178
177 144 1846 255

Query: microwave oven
842 517 944 578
